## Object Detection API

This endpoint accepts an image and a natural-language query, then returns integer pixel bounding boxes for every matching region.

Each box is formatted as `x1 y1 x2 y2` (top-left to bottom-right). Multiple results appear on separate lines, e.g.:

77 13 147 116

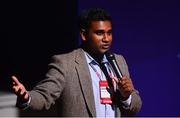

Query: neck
81 46 103 64
91 53 103 64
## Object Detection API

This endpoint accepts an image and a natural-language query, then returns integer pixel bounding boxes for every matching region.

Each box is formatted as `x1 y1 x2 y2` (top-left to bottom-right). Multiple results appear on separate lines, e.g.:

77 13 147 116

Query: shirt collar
83 50 109 65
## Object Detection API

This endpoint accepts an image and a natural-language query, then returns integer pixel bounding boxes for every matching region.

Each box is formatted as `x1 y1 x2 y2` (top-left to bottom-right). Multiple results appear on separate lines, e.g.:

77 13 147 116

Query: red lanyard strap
89 62 102 80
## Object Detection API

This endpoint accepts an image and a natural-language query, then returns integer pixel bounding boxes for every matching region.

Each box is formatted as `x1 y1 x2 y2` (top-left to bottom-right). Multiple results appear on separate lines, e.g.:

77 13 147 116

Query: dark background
78 0 180 116
1 0 180 116
0 1 78 90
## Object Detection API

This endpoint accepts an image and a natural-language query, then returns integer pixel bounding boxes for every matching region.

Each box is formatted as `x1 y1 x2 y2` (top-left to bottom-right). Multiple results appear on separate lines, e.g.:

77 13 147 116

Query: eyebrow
95 30 104 33
94 29 112 33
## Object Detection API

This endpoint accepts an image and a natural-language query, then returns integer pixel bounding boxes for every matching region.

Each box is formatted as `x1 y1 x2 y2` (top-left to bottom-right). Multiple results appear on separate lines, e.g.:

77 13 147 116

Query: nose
102 33 110 42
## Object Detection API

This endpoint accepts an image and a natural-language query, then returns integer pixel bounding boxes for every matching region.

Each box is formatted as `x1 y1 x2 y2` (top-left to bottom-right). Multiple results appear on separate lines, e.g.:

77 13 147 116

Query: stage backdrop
78 0 180 116
0 1 78 116
1 1 180 117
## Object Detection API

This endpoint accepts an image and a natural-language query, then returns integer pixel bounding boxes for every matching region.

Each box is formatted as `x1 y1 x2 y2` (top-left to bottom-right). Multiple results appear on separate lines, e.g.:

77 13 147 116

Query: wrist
120 95 129 101
16 92 31 110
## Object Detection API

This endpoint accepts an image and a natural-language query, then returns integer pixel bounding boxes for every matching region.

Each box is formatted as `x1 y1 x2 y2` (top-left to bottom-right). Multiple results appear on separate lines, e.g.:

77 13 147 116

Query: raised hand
114 76 134 99
11 76 29 102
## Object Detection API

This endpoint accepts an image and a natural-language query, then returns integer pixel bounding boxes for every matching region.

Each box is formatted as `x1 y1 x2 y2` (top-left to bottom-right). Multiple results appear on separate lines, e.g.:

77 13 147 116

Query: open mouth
102 44 110 49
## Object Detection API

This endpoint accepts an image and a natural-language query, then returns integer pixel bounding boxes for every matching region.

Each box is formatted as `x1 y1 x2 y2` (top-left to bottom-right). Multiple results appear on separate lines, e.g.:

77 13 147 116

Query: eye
95 30 104 36
96 32 103 35
107 30 112 35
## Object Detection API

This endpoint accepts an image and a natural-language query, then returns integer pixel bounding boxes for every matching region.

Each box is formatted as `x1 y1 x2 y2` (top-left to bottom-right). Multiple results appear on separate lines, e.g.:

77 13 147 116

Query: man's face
83 20 112 56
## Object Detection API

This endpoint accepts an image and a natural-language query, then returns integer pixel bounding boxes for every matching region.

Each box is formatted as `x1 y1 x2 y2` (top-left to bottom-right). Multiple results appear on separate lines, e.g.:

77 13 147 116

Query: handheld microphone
105 50 123 80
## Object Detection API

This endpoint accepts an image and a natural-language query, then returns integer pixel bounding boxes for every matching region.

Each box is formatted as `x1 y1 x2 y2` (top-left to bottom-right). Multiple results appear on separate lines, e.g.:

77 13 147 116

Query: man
12 8 142 117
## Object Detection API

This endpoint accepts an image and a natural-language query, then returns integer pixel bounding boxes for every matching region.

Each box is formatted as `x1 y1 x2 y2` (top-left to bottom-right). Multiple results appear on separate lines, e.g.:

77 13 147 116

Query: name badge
99 80 113 104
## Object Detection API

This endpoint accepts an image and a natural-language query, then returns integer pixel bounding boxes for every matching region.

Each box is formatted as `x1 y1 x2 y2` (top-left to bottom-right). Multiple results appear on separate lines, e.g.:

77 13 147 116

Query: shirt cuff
18 95 31 110
121 94 132 107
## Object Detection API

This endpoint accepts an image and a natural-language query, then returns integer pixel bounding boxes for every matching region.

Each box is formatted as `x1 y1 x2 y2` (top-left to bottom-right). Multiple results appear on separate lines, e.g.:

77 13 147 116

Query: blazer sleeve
115 54 142 116
28 55 66 110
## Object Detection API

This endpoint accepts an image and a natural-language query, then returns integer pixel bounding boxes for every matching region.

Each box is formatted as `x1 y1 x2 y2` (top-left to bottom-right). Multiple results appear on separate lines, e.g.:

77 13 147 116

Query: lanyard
89 62 102 80
103 62 114 78
89 61 115 80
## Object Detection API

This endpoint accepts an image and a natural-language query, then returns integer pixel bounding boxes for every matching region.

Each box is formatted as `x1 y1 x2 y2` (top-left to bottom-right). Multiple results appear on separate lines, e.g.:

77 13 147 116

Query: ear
80 29 87 41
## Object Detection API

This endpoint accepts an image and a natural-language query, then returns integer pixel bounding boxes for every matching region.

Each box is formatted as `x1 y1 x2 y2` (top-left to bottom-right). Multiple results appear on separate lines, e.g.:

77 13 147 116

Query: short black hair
79 8 112 31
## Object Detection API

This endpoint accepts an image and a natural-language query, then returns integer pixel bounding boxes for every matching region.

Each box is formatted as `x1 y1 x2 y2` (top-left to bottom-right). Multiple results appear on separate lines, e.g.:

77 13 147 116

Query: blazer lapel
75 49 96 116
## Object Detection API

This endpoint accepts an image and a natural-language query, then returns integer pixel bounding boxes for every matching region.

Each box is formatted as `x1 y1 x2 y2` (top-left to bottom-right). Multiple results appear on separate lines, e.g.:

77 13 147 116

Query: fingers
17 88 29 100
11 75 29 101
12 83 29 101
15 86 26 95
24 92 29 100
11 75 21 93
113 77 119 83
120 77 134 91
112 76 135 98
113 76 134 94
11 76 20 85
113 76 132 86
12 82 24 95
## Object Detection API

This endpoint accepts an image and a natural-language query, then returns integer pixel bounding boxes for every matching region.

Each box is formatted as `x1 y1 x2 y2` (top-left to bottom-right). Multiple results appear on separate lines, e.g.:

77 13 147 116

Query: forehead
89 20 112 30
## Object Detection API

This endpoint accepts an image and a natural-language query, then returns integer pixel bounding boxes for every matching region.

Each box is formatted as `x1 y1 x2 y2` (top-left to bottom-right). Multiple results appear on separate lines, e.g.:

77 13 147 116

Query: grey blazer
28 48 142 117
